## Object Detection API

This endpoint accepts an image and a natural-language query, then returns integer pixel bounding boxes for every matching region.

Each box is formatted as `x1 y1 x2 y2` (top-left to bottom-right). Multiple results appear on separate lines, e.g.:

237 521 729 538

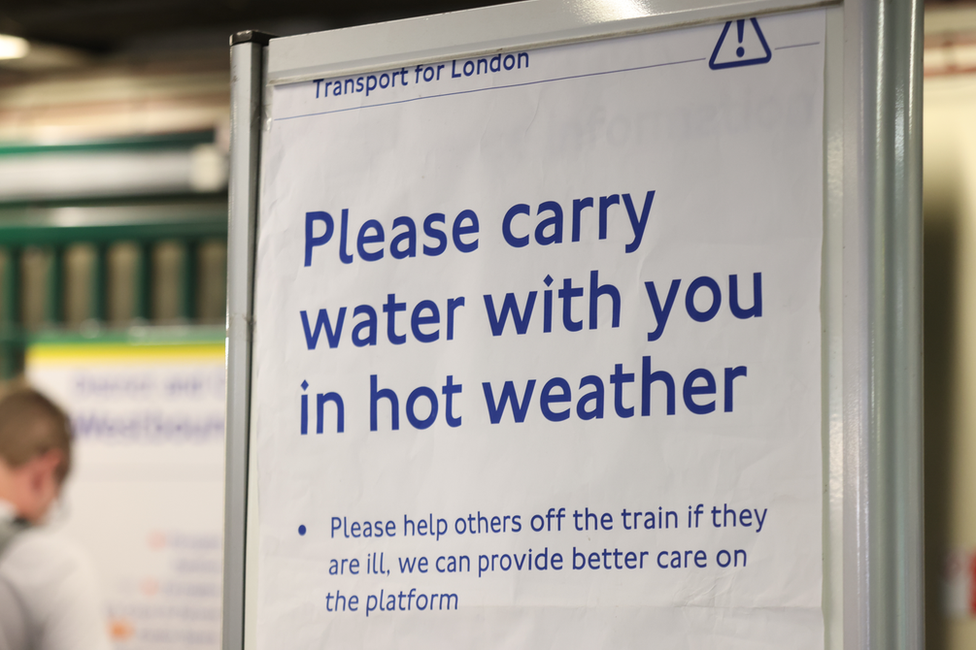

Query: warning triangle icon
709 18 772 70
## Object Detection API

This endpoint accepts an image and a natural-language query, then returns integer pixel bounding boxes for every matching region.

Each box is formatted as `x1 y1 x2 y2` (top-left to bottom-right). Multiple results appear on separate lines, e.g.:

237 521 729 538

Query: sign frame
223 1 923 648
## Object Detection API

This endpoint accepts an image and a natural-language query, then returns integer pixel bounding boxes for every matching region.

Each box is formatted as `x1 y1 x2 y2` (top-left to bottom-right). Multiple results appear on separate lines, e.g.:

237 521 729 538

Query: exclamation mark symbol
300 380 309 435
736 19 745 57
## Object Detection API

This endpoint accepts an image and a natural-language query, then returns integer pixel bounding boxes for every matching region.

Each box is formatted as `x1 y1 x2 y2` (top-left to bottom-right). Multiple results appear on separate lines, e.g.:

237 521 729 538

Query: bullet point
298 525 307 536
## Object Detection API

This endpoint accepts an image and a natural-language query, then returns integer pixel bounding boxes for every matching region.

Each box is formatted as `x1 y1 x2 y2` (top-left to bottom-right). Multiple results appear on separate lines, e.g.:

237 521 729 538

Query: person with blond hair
0 386 110 650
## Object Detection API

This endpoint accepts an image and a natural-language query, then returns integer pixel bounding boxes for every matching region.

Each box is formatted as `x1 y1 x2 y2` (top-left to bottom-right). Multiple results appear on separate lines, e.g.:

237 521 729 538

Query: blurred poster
26 333 225 650
944 549 976 618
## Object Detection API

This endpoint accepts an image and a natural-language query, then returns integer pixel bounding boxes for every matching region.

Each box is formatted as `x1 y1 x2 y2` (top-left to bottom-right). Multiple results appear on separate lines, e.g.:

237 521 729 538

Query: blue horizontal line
276 57 708 122
775 41 820 51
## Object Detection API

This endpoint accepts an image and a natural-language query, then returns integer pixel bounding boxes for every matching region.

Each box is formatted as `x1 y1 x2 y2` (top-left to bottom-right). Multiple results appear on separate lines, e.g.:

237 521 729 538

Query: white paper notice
254 10 824 648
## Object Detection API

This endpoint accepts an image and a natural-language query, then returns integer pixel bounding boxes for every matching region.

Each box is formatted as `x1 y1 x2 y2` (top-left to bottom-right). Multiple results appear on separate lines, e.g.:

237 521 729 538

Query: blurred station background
0 1 970 649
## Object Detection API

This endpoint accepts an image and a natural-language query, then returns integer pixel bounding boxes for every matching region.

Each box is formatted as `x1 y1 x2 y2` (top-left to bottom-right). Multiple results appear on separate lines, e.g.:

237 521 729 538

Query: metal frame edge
223 38 265 650
822 7 846 649
842 0 924 648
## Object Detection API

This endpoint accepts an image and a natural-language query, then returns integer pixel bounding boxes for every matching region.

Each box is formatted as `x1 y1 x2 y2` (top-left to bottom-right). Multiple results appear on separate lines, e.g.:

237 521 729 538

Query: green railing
0 199 228 377
0 131 217 159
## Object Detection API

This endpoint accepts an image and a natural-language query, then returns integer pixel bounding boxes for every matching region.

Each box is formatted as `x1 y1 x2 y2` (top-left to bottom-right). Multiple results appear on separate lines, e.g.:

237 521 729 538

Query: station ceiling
2 1 970 65
0 0 514 54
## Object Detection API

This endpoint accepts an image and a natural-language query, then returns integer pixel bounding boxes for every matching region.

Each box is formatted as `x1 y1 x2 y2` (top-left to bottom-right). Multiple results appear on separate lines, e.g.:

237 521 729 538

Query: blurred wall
0 51 232 336
924 65 976 650
0 52 229 142
0 47 234 650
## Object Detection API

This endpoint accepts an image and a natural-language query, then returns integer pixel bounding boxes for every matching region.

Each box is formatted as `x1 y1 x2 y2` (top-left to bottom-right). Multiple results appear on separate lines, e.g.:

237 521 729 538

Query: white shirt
0 500 111 650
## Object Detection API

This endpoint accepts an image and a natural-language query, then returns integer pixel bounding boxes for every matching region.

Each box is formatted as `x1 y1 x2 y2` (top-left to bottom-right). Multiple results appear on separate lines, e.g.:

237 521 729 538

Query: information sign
251 9 825 647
